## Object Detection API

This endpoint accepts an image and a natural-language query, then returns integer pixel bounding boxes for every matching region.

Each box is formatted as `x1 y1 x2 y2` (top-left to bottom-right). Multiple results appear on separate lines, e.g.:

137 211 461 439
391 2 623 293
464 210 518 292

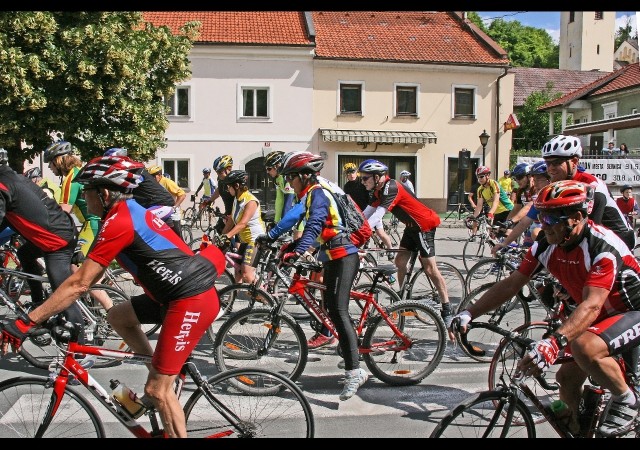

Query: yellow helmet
343 162 357 173
147 165 162 175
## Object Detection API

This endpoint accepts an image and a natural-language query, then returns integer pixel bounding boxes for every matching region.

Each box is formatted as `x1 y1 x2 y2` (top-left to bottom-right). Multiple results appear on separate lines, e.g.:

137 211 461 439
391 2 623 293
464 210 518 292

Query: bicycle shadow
0 352 52 376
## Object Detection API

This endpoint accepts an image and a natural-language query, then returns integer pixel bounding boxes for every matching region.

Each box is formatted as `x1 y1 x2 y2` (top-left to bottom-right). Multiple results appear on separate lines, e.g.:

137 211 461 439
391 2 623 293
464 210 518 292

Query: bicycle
0 317 315 438
430 320 640 438
464 243 531 295
461 215 509 272
183 194 219 232
213 250 447 386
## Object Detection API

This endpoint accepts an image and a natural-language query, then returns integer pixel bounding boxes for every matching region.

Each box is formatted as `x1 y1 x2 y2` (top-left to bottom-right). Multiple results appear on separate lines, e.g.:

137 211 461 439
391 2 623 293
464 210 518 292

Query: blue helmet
104 147 128 157
358 159 388 174
530 161 549 177
511 163 530 178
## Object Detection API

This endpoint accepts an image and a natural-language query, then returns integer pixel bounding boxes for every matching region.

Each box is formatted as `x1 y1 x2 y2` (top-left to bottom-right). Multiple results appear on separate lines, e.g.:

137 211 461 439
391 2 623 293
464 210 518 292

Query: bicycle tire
462 236 494 272
455 283 531 363
183 206 197 228
363 300 446 386
488 321 561 425
215 282 276 319
181 224 193 243
465 257 519 295
0 376 105 438
183 367 314 438
406 261 466 310
213 306 308 381
429 389 536 438
353 251 378 286
199 208 211 232
351 282 401 317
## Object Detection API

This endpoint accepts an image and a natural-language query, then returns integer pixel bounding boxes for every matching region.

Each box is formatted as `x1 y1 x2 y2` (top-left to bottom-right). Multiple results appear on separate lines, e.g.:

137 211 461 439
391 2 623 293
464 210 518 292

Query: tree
484 18 558 68
512 84 563 151
0 12 199 172
615 16 637 50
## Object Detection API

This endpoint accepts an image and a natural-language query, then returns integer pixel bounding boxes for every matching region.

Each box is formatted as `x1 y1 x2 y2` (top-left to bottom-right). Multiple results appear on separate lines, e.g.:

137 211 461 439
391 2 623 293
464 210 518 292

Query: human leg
16 241 45 304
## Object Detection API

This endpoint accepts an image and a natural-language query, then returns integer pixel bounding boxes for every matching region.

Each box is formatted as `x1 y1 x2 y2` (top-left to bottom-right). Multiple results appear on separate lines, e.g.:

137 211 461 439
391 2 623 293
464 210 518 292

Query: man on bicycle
357 159 454 328
471 166 514 235
264 151 294 224
452 180 640 437
0 155 226 438
194 167 216 210
210 155 235 234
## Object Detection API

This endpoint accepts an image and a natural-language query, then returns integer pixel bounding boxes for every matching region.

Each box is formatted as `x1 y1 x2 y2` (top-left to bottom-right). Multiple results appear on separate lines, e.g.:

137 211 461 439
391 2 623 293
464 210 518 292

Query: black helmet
265 151 285 169
223 170 248 186
620 184 633 193
43 141 74 163
24 167 42 179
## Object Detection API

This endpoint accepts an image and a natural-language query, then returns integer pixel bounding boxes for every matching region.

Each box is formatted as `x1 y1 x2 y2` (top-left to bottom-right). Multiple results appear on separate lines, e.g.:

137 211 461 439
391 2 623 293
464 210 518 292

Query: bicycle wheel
407 261 466 310
462 236 494 272
213 306 308 381
465 257 519 295
488 321 561 424
183 367 314 438
351 282 401 317
353 251 378 286
456 283 531 363
429 389 536 438
183 206 197 228
0 376 105 438
363 300 446 386
216 283 275 319
181 224 193 243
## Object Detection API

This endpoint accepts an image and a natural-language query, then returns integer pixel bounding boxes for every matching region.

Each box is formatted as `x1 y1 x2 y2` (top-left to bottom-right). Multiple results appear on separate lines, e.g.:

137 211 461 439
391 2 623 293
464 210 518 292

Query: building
559 11 616 72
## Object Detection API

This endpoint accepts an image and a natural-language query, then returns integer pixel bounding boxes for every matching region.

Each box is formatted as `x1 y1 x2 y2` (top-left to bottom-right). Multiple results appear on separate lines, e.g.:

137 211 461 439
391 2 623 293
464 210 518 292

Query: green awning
320 129 437 144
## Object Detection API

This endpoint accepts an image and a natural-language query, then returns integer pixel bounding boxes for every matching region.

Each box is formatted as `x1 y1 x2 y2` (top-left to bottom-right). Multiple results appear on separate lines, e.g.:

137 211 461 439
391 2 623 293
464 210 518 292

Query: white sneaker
339 368 368 401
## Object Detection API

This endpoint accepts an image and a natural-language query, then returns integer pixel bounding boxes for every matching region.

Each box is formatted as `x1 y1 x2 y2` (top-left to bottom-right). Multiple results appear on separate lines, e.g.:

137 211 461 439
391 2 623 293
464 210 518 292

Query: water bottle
549 399 573 433
110 379 146 419
578 386 603 434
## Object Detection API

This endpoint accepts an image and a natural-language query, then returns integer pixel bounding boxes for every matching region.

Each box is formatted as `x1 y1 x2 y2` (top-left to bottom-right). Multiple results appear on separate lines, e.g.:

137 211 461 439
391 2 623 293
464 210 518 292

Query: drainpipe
495 67 510 170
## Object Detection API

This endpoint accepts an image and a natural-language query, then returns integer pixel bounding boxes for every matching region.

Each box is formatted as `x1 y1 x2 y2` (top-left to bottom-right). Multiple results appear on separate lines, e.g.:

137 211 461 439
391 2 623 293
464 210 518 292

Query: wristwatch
550 332 568 349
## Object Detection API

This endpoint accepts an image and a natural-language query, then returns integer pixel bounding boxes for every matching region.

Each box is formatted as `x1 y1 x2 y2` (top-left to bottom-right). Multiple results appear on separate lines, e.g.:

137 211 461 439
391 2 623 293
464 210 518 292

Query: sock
613 389 637 407
346 369 360 377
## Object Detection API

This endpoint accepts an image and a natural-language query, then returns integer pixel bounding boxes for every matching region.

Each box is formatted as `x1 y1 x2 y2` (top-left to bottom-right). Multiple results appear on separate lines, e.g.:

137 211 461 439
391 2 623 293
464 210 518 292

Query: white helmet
541 135 582 158
400 170 411 177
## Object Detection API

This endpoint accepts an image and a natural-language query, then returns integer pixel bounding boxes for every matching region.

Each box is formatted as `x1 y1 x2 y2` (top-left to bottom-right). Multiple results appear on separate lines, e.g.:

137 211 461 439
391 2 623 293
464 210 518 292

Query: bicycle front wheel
363 300 446 386
462 237 494 272
183 367 314 438
0 376 105 438
465 257 519 294
407 261 466 310
429 389 536 438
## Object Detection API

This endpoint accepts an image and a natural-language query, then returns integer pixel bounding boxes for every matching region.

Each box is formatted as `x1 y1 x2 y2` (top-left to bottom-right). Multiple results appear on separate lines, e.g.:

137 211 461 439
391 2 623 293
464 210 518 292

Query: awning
320 129 437 145
563 113 640 135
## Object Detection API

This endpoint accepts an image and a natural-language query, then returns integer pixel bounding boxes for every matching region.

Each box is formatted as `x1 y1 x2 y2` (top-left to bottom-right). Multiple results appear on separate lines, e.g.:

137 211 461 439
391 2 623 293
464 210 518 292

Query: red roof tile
142 11 314 46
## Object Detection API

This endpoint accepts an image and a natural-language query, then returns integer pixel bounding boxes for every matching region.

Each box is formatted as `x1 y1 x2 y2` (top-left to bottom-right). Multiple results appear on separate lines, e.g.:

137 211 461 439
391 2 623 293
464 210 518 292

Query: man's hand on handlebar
449 309 472 333
0 316 37 355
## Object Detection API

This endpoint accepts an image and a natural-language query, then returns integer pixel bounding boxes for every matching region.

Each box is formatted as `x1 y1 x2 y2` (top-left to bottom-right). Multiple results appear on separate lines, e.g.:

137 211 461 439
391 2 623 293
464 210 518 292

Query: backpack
317 180 372 248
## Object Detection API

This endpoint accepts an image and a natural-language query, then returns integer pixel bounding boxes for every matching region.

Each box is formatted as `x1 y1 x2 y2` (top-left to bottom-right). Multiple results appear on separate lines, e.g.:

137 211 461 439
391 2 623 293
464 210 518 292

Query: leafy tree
512 83 563 151
615 16 638 50
466 11 488 33
484 18 558 68
0 12 199 172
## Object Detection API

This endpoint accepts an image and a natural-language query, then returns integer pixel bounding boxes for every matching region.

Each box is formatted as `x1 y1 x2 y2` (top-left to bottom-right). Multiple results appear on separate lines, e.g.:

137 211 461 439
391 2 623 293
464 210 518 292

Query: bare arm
225 200 258 239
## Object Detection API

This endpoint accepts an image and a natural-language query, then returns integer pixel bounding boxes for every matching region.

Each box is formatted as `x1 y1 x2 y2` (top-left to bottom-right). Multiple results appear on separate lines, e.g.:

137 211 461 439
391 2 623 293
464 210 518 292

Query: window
339 82 363 115
602 101 618 120
165 86 190 117
241 87 269 118
569 12 575 23
395 84 418 117
452 85 476 119
162 159 190 190
595 12 603 20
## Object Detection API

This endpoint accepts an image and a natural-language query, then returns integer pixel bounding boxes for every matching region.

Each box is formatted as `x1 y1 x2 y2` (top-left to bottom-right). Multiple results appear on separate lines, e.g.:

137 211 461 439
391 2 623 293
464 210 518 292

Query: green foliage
466 12 488 33
484 18 558 68
614 17 638 50
512 85 563 151
0 12 199 170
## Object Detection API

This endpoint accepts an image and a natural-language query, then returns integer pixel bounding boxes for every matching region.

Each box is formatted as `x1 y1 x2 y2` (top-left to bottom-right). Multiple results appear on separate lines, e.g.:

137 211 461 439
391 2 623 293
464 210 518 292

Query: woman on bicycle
194 167 217 210
278 151 367 401
0 155 226 438
453 180 640 437
220 170 267 284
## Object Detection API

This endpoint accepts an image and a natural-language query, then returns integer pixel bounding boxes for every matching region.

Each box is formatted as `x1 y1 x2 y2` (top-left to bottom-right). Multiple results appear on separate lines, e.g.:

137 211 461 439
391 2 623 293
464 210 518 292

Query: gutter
495 67 510 169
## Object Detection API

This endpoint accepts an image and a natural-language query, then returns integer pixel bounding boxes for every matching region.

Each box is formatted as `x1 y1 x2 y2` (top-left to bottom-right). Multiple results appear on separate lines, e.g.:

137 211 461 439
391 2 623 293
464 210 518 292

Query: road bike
183 195 220 232
0 317 315 438
462 215 509 272
430 320 640 438
213 250 447 386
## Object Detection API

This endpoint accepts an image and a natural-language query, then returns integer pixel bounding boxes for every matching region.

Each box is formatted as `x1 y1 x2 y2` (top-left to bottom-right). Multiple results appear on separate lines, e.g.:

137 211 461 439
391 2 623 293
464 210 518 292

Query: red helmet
73 156 144 191
475 166 491 176
280 151 324 175
533 180 594 213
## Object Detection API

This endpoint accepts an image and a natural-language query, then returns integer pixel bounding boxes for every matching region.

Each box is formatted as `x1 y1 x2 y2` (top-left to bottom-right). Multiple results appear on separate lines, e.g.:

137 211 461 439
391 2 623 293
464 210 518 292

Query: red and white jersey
370 179 440 231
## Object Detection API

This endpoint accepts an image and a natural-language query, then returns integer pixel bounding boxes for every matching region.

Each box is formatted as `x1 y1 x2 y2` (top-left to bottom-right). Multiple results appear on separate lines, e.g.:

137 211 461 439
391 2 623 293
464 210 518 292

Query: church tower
559 11 616 72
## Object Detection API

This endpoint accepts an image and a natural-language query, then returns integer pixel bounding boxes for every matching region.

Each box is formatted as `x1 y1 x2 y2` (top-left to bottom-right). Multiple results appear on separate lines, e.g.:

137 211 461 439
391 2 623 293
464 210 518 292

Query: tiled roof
540 63 640 110
142 11 314 46
510 67 606 107
311 11 508 65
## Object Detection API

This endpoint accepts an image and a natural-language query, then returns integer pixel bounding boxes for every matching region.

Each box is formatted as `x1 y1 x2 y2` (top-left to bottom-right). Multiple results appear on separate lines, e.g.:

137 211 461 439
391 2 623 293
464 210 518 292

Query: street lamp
479 129 490 166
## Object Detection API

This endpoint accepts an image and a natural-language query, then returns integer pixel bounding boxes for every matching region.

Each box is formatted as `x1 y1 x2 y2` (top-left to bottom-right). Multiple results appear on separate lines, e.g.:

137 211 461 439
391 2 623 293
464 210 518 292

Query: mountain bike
462 215 509 272
183 195 220 232
0 317 315 438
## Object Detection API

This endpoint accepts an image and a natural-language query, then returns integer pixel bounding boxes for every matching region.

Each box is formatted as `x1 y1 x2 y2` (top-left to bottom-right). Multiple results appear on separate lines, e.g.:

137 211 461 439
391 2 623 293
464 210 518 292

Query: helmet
620 184 633 193
73 156 144 191
223 169 248 186
213 155 233 172
475 166 491 176
541 135 582 158
511 163 530 179
24 167 42 179
533 180 594 213
202 167 211 174
400 170 411 177
343 162 357 173
280 151 324 175
0 148 7 164
264 151 284 169
103 147 128 157
43 141 74 163
504 169 510 175
147 165 162 175
358 159 388 174
529 161 548 177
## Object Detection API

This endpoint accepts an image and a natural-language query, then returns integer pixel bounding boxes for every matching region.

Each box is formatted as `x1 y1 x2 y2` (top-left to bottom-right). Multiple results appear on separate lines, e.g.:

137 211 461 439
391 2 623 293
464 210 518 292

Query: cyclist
498 169 517 202
357 159 454 329
472 165 514 226
146 165 186 240
210 155 235 234
194 167 217 211
264 151 295 223
342 163 369 210
0 155 226 438
542 134 634 250
615 184 639 228
279 151 366 400
0 151 85 344
24 166 61 201
452 180 640 437
399 170 415 194
219 170 267 284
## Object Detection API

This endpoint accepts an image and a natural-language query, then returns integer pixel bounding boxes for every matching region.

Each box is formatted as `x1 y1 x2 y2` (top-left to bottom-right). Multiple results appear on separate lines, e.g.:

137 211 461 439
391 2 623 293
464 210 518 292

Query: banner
517 157 640 187
504 113 520 132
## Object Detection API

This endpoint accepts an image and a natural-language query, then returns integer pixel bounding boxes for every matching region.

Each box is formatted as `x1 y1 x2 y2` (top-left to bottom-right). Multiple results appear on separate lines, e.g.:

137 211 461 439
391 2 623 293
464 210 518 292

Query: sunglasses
545 158 569 167
266 167 276 172
285 173 299 181
360 175 373 182
477 175 487 179
538 213 568 227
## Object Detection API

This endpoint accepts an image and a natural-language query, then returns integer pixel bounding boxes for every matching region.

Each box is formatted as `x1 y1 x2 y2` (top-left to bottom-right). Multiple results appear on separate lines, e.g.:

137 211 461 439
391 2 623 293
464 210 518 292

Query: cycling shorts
399 227 436 258
237 242 260 267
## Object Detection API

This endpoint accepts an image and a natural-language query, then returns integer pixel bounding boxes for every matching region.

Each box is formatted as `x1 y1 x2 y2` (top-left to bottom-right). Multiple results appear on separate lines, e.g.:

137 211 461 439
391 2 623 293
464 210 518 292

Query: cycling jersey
195 177 216 198
230 190 266 244
131 169 175 210
515 185 536 207
477 179 513 215
158 176 185 202
343 178 370 211
274 174 294 223
518 220 640 322
88 199 223 304
60 166 100 256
